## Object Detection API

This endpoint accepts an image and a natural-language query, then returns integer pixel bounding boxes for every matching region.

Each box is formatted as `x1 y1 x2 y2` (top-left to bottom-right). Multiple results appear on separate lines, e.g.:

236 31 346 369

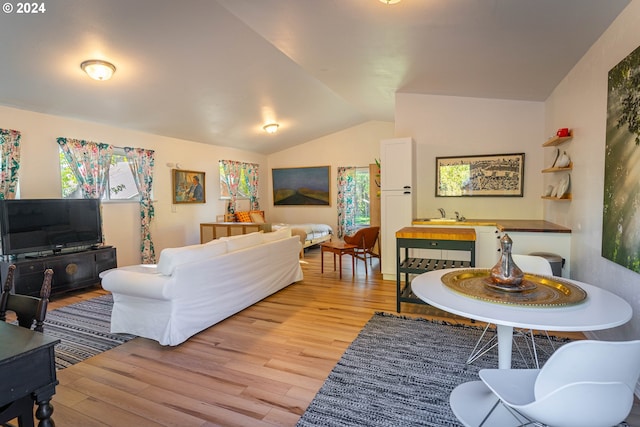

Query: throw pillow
249 211 265 223
236 211 252 222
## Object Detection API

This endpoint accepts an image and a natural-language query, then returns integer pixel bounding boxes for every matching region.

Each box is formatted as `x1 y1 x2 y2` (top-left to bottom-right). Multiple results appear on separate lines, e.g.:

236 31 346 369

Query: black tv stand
0 247 117 296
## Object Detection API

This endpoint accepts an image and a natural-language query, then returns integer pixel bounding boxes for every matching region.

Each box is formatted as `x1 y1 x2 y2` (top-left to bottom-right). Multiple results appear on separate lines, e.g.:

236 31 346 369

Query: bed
272 223 333 255
225 211 333 255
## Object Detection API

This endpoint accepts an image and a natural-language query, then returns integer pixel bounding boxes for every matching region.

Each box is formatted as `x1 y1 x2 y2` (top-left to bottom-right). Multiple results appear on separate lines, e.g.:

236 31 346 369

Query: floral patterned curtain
220 160 242 213
337 166 356 238
245 162 260 210
0 128 21 200
125 147 156 264
56 137 113 199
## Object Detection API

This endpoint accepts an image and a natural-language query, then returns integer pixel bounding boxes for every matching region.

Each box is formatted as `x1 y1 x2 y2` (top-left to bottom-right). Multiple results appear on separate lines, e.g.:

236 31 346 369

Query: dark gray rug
297 313 569 427
43 294 136 369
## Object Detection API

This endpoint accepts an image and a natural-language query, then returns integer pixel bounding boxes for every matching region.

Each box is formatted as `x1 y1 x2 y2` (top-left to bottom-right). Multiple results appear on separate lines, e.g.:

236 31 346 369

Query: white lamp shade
81 60 116 81
263 123 279 134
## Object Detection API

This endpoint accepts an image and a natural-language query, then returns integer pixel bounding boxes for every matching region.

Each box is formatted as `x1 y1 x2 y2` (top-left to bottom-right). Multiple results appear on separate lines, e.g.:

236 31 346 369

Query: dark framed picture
172 169 206 203
436 153 525 197
272 166 330 206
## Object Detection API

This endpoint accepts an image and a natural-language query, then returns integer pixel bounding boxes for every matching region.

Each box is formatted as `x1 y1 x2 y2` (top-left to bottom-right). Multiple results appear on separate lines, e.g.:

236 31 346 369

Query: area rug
297 313 569 427
43 294 136 369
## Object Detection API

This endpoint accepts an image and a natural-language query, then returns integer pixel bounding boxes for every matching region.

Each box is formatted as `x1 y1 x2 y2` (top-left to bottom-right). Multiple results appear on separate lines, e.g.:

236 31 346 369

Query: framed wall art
272 166 330 206
436 153 525 197
172 169 206 203
602 43 640 273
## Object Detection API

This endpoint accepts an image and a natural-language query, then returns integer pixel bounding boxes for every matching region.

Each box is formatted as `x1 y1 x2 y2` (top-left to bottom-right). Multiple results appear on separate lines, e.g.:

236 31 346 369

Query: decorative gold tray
441 269 587 307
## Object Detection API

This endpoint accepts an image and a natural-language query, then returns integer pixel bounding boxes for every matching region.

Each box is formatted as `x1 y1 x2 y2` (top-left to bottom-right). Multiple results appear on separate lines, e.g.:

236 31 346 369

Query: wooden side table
321 242 357 279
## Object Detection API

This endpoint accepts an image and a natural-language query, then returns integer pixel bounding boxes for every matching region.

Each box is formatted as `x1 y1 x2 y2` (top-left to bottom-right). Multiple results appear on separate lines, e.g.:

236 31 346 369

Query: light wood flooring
24 247 640 425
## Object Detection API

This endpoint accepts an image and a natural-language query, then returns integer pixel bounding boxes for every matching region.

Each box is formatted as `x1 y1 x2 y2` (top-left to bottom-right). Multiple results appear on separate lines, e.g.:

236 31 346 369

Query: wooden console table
0 247 117 297
0 322 59 427
200 222 269 243
396 227 476 312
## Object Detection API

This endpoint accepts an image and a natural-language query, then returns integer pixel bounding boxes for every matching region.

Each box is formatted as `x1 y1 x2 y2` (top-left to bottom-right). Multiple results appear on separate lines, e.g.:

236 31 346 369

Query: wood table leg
351 250 355 275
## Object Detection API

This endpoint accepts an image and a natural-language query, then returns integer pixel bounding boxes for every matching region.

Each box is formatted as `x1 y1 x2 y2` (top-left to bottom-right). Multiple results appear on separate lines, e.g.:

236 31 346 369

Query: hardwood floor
32 247 639 425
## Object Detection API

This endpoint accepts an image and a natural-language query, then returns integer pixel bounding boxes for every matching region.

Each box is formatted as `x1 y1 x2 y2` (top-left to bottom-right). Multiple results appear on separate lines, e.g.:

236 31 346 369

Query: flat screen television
0 199 103 256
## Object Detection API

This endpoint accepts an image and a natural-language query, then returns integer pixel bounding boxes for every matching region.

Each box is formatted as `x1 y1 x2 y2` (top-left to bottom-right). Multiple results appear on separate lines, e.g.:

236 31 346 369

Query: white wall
0 105 267 267
266 121 394 232
545 0 640 341
395 93 545 220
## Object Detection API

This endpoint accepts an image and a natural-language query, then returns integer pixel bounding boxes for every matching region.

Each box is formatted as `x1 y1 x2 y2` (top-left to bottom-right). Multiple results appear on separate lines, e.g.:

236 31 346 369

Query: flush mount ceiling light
263 123 279 134
379 0 401 4
80 60 116 81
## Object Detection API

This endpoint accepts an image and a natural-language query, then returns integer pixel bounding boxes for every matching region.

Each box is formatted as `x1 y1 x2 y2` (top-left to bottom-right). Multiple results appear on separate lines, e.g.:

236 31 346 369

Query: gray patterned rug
43 294 135 369
297 313 569 427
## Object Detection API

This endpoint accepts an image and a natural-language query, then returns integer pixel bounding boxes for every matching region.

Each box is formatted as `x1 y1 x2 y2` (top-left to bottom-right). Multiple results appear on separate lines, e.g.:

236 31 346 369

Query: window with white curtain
60 147 140 201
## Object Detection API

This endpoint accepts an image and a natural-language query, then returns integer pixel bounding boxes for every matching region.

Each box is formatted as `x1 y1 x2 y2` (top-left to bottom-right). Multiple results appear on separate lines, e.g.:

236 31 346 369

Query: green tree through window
355 167 370 226
59 148 140 200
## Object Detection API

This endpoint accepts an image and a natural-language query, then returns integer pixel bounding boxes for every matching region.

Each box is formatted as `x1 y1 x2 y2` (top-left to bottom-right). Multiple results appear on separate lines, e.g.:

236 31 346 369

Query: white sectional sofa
101 228 303 345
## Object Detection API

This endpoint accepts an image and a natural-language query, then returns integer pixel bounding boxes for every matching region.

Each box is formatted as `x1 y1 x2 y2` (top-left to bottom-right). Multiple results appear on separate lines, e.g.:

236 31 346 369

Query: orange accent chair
343 226 380 275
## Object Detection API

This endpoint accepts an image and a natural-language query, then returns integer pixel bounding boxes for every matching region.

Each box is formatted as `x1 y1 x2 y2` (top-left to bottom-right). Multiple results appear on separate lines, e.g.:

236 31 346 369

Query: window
354 167 370 226
219 161 250 199
60 147 140 200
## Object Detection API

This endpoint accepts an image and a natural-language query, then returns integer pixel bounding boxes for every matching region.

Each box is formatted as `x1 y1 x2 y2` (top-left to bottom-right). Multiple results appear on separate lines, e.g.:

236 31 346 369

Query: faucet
437 208 446 218
455 211 466 221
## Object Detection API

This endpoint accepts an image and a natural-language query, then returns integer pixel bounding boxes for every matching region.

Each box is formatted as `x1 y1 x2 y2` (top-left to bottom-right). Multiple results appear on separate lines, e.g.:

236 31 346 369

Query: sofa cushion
157 240 227 276
224 232 264 252
262 227 291 243
202 239 228 253
236 211 252 222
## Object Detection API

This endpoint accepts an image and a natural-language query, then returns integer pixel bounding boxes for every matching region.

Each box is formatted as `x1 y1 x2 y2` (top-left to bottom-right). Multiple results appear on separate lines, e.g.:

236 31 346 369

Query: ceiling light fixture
263 123 279 134
379 0 401 4
80 60 116 81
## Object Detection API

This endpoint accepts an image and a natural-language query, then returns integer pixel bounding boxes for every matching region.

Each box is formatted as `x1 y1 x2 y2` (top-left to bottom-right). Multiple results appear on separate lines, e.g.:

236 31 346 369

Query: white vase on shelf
555 151 570 168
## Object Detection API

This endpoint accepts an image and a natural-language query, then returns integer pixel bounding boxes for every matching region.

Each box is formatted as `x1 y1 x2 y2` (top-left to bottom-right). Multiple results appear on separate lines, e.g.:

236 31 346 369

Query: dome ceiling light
379 0 401 4
263 123 279 134
80 60 116 81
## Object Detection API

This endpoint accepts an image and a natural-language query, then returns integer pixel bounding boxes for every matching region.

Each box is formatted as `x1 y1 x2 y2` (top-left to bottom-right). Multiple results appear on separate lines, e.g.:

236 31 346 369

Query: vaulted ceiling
0 0 630 154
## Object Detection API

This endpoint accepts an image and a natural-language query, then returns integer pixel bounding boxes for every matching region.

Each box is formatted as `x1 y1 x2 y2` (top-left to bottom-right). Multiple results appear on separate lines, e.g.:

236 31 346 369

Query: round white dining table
411 268 633 369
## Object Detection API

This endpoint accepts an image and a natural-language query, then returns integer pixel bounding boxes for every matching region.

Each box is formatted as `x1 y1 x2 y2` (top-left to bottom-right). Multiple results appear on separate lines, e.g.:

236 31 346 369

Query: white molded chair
467 254 554 367
451 339 640 427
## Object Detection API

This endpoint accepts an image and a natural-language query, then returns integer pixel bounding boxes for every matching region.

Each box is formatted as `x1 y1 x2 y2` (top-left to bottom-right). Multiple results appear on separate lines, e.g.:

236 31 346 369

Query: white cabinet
381 191 414 278
380 137 414 191
475 226 501 268
380 137 416 280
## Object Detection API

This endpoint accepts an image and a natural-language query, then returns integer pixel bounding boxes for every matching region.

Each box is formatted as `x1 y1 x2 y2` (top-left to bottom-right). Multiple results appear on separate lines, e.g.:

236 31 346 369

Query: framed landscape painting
436 153 525 197
272 166 330 206
172 169 206 204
